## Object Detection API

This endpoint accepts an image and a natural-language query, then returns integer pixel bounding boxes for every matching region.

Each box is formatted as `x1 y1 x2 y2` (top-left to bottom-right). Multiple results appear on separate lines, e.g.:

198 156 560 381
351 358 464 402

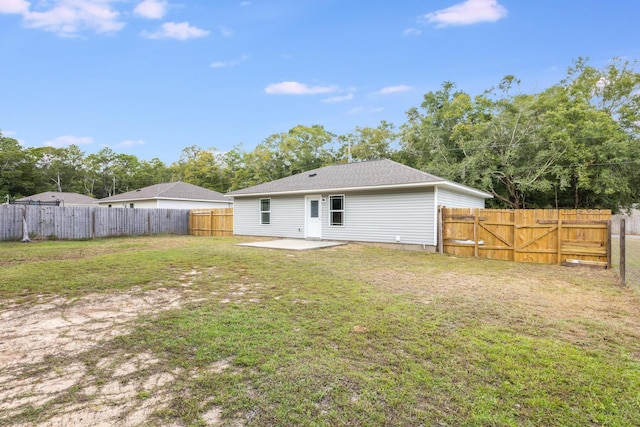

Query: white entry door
305 195 322 239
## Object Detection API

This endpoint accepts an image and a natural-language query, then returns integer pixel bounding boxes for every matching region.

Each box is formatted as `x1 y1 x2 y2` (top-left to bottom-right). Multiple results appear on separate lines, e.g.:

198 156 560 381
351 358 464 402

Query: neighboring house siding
98 200 231 209
98 200 157 208
321 189 435 246
436 187 485 209
130 200 158 208
157 199 231 209
234 196 305 238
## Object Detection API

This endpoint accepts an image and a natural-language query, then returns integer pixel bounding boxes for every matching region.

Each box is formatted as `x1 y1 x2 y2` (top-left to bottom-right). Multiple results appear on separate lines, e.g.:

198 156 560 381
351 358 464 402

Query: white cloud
347 106 384 115
114 139 145 148
22 0 124 36
375 85 412 95
403 28 422 36
323 93 354 103
219 26 233 37
133 0 167 20
596 77 610 89
210 54 250 68
144 21 210 40
265 81 338 95
0 0 30 14
422 0 507 27
44 135 93 148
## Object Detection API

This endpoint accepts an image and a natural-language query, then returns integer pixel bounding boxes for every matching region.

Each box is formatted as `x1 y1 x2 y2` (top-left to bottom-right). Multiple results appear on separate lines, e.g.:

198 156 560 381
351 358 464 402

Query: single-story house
227 159 492 248
97 181 232 209
15 191 96 207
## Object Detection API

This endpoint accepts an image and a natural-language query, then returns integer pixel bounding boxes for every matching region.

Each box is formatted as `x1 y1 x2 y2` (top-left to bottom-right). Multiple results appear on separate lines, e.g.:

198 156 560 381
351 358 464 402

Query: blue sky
1 0 639 163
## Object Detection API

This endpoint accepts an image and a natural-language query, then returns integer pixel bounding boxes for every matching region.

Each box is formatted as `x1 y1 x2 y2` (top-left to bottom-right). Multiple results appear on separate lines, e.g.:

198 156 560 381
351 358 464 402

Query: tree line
2 58 639 211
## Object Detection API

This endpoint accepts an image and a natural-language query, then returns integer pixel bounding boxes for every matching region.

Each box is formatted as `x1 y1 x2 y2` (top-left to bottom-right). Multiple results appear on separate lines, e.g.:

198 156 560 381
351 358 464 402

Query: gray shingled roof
227 159 491 197
17 192 97 205
99 182 230 203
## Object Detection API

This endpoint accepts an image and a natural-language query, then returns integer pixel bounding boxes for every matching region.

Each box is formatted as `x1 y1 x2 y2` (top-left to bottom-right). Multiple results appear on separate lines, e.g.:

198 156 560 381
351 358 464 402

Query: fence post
620 218 626 286
473 208 479 258
607 219 612 269
557 218 563 265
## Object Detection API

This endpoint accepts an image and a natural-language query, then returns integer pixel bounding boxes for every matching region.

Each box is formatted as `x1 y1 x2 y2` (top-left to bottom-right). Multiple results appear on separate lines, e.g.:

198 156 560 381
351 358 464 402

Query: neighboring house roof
227 159 492 198
98 182 231 203
16 192 96 205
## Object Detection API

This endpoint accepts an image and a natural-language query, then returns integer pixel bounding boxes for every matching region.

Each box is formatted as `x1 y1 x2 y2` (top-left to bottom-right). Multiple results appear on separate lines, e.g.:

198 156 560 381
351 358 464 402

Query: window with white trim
329 195 344 226
260 198 271 225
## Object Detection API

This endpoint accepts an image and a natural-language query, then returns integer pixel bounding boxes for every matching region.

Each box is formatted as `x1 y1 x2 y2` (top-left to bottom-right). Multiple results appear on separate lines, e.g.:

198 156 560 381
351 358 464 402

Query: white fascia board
437 181 493 199
228 181 492 199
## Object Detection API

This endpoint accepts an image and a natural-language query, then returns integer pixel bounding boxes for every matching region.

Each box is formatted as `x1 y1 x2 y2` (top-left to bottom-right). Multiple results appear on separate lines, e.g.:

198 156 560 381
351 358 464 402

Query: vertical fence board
442 208 611 266
0 205 190 240
189 208 234 236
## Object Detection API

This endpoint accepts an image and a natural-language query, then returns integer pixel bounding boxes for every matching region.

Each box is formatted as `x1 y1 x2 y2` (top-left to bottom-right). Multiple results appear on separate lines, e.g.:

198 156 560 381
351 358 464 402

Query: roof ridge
158 181 181 196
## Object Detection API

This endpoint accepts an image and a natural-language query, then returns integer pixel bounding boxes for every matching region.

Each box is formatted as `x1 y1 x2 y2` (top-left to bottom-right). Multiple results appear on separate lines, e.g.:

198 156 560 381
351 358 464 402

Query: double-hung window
260 198 271 225
329 195 344 226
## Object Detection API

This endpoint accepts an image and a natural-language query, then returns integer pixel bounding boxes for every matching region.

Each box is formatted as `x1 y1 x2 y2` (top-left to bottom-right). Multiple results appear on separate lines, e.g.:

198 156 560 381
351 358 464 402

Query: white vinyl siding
99 199 232 209
233 196 305 238
321 189 435 245
232 186 485 246
158 199 231 209
436 187 486 209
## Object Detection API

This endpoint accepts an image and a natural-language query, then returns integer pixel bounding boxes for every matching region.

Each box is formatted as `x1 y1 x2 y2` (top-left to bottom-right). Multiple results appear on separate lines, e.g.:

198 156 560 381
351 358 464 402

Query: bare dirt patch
0 270 236 426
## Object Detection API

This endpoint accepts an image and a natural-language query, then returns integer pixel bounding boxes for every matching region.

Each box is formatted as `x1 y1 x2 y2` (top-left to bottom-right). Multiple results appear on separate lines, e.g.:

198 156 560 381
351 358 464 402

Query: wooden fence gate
189 208 233 236
440 208 611 267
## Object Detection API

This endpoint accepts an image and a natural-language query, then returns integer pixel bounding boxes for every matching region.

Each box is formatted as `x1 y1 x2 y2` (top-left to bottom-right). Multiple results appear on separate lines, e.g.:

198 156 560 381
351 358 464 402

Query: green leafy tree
399 60 640 210
134 157 172 188
537 62 640 210
30 145 86 194
336 121 397 163
170 145 228 192
0 131 35 199
241 125 337 186
399 81 472 174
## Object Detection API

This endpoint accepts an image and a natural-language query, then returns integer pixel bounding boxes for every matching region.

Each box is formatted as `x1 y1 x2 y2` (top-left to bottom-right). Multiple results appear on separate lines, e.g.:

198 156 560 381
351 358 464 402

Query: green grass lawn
1 236 640 426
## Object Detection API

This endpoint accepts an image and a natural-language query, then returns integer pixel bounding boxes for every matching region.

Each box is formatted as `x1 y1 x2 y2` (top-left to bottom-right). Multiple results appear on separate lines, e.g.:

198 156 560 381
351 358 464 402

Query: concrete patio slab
237 239 347 251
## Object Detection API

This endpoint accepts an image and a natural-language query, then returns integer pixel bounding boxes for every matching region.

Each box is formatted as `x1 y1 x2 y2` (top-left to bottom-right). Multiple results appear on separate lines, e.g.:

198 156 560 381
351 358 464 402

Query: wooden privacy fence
440 208 612 267
189 208 233 236
0 205 190 241
611 209 640 235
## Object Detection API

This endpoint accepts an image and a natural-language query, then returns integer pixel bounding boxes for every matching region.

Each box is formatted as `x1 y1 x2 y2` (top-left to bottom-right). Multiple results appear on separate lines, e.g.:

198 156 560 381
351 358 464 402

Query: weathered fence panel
611 209 640 235
441 208 611 267
189 208 233 236
0 205 190 241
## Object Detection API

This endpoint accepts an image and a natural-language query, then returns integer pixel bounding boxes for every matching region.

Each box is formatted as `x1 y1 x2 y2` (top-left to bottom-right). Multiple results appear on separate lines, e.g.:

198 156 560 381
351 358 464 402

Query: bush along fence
0 205 190 241
439 208 612 267
188 208 233 237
